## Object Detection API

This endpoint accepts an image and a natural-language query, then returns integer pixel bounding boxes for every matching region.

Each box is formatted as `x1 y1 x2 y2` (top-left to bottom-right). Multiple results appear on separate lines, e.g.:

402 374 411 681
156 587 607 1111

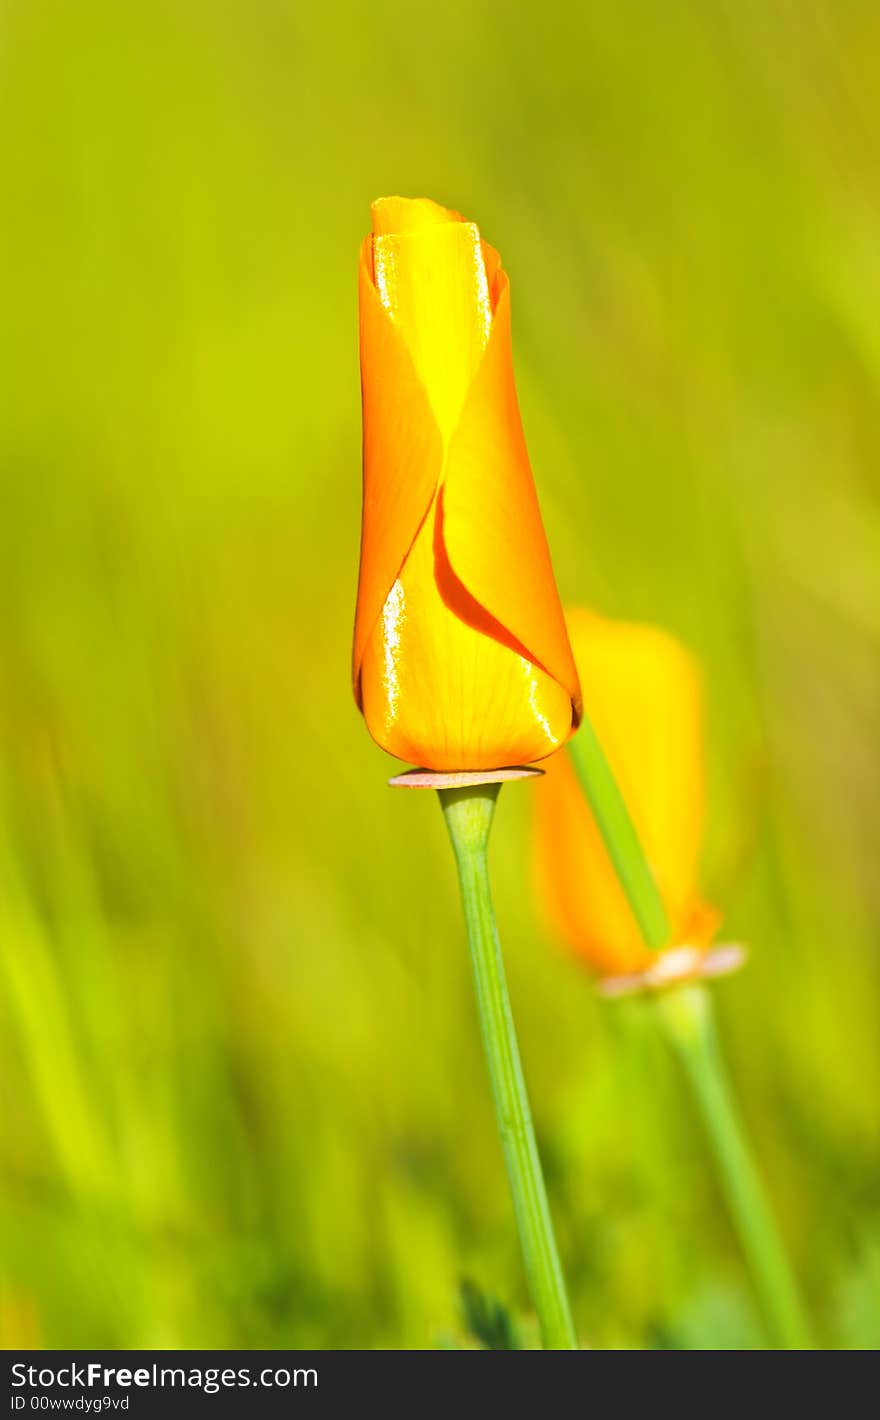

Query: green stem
566 699 810 1345
655 984 812 1349
567 714 669 950
439 785 577 1350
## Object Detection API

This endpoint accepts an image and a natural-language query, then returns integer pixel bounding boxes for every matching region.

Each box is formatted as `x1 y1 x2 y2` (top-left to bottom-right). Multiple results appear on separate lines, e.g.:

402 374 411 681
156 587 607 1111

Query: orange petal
352 240 441 704
442 274 582 723
535 612 719 976
536 747 658 975
571 611 705 907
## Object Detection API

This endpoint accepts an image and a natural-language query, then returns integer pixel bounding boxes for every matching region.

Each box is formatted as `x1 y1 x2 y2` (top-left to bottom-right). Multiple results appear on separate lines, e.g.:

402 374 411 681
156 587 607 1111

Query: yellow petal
370 195 464 235
372 214 493 442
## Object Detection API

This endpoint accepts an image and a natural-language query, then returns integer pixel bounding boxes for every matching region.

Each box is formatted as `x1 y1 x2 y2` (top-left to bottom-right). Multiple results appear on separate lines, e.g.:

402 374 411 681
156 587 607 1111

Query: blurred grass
0 0 879 1348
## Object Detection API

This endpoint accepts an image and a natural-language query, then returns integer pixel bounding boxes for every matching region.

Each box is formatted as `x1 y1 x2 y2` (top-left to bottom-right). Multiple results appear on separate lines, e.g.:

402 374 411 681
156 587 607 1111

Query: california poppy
535 610 720 980
353 197 581 771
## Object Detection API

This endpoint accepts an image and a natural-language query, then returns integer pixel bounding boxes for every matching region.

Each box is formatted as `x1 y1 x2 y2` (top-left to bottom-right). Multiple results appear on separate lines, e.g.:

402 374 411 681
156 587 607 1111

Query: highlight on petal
534 611 720 977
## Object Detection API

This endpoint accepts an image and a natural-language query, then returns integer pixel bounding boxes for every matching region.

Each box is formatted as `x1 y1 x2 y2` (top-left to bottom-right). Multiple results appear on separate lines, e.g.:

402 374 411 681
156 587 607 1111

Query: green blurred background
1 0 879 1350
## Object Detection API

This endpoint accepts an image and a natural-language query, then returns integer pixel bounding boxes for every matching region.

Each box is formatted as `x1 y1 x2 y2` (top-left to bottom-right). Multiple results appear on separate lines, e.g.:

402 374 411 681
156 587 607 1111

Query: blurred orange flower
353 197 581 771
535 610 720 979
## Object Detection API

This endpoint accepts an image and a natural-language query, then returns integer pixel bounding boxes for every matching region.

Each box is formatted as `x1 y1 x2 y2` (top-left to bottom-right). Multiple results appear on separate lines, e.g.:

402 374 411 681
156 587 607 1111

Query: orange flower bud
353 197 581 771
534 610 721 978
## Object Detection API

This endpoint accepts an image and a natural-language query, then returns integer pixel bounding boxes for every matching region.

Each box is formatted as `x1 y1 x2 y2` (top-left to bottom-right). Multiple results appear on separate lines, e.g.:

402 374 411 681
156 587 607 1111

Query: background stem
568 714 670 949
655 984 812 1348
439 784 577 1350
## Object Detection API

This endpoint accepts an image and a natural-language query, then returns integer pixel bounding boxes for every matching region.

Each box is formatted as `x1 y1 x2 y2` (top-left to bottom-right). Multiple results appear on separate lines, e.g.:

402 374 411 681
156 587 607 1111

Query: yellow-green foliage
0 0 878 1349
